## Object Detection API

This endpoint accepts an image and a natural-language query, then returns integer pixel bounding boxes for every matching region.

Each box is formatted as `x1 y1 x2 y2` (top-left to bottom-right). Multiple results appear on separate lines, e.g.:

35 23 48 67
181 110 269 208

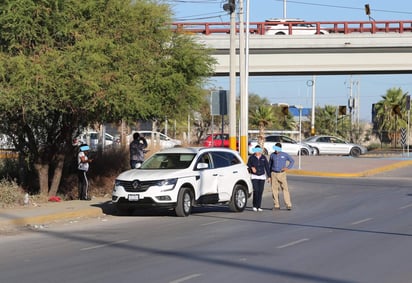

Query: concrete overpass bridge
172 20 412 76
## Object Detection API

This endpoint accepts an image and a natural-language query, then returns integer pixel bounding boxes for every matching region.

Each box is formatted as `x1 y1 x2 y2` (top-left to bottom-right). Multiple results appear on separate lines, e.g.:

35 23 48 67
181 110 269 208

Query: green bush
0 158 19 181
0 146 156 202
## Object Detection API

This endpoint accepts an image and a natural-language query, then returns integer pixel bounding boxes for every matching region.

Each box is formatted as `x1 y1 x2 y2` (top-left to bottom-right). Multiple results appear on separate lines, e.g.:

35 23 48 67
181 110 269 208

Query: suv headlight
156 178 178 192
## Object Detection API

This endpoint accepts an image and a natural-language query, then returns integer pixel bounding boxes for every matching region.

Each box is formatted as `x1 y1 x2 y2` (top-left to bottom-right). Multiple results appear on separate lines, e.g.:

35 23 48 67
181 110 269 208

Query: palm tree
314 105 350 139
374 87 408 146
315 105 338 135
272 106 296 130
250 105 275 148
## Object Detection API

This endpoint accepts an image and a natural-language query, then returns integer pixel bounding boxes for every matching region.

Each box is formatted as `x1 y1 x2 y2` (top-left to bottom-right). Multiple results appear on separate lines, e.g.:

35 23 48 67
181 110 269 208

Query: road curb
0 206 106 228
289 159 412 177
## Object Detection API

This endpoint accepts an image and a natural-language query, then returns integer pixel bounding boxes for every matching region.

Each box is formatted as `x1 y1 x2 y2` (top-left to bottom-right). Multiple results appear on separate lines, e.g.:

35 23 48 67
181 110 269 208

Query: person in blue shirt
247 145 270 212
268 142 295 210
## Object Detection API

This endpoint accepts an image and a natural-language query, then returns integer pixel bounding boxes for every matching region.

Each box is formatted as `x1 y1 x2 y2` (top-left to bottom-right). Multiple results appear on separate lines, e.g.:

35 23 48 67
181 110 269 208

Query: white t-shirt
78 151 89 171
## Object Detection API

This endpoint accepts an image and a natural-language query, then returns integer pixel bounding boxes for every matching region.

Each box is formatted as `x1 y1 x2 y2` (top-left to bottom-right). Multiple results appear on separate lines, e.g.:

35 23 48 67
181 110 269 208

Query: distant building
289 106 311 122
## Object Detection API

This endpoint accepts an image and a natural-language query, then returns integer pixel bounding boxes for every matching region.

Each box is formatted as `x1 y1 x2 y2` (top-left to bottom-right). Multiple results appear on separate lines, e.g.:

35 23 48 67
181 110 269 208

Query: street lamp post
307 77 315 136
296 105 303 169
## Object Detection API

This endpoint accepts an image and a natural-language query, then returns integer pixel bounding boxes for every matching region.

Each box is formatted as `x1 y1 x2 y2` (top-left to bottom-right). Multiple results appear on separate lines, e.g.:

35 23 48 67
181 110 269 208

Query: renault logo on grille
132 180 140 189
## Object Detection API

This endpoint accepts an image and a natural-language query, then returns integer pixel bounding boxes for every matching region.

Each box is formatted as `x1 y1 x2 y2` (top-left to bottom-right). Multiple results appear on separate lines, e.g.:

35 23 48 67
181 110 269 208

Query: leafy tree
374 87 408 145
0 0 215 196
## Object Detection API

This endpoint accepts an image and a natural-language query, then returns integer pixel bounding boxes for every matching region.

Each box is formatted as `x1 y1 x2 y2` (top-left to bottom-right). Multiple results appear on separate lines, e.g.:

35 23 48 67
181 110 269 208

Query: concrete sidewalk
0 197 114 231
1 155 412 230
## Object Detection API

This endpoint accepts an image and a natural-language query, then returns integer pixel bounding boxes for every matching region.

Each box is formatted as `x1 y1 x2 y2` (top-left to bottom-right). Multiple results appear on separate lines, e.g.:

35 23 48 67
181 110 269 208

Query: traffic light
407 95 411 111
364 4 371 16
281 105 289 116
338 105 347 115
223 0 235 13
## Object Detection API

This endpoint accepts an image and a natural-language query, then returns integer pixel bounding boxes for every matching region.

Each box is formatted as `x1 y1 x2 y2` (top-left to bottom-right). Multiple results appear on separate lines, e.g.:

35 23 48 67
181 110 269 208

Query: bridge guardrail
171 20 412 35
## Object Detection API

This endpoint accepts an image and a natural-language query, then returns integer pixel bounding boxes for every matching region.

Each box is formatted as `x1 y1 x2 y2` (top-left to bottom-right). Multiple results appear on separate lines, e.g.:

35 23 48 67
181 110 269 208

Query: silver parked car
303 135 367 157
248 134 313 156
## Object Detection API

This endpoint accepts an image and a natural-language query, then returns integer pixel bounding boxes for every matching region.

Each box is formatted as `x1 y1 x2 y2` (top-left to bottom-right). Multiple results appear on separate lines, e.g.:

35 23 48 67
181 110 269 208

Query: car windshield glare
141 153 195 169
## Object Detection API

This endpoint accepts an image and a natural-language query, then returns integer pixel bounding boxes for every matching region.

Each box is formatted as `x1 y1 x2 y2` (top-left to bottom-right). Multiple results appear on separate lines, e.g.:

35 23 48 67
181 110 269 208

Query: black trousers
251 179 265 208
77 170 89 200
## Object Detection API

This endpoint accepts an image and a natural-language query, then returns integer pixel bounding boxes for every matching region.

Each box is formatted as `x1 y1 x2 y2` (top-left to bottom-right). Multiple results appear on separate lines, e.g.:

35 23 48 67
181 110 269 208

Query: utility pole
239 0 248 161
223 0 237 151
347 76 356 143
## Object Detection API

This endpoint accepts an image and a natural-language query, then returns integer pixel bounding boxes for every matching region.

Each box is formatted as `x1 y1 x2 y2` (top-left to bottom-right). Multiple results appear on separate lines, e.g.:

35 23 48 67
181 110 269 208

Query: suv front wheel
175 187 193 217
229 184 248 212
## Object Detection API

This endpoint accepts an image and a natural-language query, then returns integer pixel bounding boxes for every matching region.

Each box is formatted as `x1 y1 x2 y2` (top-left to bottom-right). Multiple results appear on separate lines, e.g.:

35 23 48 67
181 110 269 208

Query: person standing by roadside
247 145 270 212
78 144 92 201
130 132 148 169
269 142 295 210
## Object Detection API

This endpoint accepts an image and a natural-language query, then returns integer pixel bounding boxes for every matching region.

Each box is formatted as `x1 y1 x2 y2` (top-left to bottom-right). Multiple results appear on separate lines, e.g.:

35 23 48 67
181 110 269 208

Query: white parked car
74 131 117 150
129 131 181 149
112 147 253 216
249 134 313 156
303 135 368 157
265 18 329 35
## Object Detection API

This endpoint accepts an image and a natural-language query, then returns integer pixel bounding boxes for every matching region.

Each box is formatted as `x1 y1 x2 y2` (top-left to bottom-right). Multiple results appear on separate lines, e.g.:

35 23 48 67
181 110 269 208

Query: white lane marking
400 203 412 210
201 220 228 226
351 218 373 225
80 240 129 251
277 238 309 249
170 273 203 283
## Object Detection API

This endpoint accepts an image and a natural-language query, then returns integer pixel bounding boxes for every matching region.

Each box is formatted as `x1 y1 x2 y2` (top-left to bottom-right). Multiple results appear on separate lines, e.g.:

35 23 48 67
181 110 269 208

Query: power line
170 0 412 22
173 12 228 21
276 0 412 16
166 0 228 21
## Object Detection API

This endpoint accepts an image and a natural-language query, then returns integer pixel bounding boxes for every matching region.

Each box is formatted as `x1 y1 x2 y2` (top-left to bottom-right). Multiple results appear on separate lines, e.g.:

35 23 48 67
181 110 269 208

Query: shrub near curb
0 179 25 208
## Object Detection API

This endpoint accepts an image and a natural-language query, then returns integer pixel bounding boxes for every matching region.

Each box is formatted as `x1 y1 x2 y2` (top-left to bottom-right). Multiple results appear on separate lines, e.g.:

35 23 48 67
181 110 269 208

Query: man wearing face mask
268 142 295 210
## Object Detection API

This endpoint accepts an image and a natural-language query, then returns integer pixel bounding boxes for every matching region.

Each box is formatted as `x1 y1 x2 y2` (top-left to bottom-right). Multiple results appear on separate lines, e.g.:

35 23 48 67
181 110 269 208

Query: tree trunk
258 123 265 148
48 153 65 197
34 163 49 196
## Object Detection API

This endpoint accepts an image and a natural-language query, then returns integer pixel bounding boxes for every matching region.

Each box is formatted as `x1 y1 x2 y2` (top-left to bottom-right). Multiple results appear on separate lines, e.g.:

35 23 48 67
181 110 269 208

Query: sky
166 0 412 122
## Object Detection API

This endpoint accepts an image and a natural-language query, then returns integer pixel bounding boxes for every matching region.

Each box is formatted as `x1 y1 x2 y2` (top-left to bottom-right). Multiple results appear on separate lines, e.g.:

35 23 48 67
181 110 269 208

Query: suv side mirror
197 163 209 170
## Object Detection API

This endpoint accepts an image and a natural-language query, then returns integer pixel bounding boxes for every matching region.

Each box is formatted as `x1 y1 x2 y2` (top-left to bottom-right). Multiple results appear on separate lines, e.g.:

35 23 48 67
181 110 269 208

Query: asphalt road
1 174 411 283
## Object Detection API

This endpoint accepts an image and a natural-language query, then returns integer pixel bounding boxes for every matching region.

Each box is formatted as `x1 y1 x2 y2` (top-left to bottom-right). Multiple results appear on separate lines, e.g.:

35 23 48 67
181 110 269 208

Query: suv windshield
141 153 196 169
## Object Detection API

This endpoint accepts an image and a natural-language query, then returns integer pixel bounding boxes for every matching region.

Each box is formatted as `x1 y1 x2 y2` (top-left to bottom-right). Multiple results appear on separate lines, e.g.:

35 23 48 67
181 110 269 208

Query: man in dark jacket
129 132 148 169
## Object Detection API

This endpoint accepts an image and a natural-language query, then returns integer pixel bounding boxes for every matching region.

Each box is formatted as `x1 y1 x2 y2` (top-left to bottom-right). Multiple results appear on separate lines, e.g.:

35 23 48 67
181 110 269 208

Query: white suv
265 18 329 35
112 147 253 216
